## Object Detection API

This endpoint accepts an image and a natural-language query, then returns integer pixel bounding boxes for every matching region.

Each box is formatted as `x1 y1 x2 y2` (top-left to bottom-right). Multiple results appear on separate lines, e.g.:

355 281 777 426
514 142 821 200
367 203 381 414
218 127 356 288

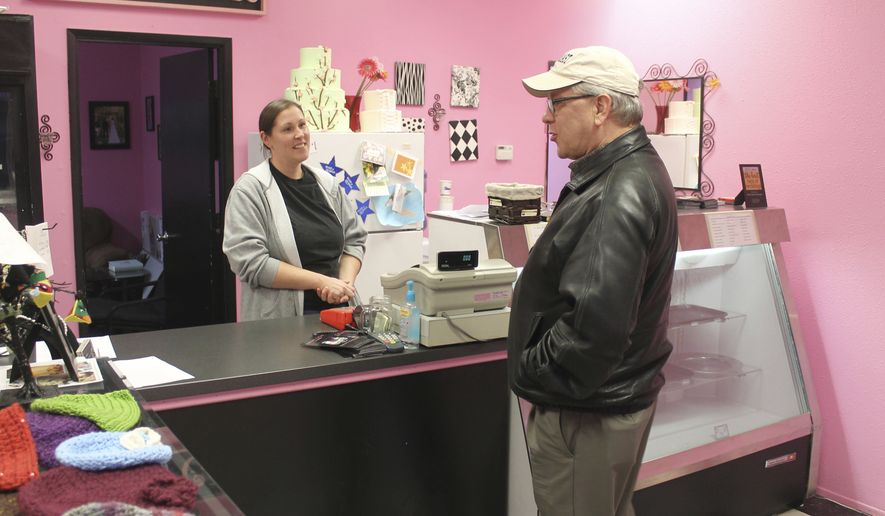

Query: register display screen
437 250 479 271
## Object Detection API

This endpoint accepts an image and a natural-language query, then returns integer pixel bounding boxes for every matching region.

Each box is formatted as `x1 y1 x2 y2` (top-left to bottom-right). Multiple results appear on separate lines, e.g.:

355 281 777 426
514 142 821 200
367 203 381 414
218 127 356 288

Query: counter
111 316 510 516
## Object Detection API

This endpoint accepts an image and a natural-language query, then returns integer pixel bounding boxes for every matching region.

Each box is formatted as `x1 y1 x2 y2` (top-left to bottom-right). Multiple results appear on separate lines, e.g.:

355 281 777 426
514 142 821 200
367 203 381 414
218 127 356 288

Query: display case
463 207 821 516
633 207 819 515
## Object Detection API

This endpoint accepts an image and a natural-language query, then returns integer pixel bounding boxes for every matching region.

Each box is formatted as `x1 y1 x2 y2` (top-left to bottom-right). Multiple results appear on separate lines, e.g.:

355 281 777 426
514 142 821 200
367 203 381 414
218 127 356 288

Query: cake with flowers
359 89 402 132
284 46 350 132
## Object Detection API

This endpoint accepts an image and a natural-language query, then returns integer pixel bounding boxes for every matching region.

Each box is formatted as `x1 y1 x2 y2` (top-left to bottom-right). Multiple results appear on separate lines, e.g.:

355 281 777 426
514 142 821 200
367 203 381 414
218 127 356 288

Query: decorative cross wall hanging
427 94 447 131
38 115 60 161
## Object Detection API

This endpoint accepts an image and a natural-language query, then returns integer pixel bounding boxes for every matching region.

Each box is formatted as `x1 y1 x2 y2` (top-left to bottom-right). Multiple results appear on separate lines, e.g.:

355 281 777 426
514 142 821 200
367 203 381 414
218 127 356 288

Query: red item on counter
320 306 354 330
0 403 39 491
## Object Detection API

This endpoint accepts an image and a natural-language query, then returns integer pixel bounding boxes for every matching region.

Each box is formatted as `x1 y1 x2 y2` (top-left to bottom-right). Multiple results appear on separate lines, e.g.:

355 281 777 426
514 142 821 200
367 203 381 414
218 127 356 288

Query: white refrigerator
247 132 425 300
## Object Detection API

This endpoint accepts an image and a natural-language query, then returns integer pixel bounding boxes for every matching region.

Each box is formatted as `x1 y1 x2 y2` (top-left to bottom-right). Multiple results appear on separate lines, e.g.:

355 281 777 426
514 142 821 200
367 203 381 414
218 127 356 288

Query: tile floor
777 496 870 516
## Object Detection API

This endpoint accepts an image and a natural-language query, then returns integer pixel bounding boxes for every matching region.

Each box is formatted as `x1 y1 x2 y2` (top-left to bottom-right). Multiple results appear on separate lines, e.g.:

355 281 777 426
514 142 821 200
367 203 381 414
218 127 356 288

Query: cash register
380 251 516 347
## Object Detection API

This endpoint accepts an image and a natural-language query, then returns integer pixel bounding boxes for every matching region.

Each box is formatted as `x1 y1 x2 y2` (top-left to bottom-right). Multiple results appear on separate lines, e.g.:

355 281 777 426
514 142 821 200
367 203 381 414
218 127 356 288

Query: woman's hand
316 276 356 305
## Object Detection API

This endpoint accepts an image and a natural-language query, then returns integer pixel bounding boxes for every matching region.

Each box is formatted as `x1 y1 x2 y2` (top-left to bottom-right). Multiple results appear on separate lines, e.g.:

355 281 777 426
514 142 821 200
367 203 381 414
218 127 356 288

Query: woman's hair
258 98 303 149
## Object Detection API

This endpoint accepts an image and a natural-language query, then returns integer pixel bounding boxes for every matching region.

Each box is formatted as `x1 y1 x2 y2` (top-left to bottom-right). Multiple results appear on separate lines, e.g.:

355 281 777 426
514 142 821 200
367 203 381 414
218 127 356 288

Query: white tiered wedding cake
284 46 350 132
359 89 402 132
664 100 699 135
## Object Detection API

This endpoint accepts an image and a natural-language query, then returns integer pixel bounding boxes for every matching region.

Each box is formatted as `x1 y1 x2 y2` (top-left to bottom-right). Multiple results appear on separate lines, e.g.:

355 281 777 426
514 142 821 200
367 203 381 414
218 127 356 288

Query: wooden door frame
67 29 236 325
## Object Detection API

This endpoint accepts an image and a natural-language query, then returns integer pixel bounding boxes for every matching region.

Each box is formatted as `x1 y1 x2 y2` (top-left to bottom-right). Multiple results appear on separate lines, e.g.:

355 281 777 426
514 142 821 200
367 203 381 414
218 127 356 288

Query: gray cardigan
222 159 367 320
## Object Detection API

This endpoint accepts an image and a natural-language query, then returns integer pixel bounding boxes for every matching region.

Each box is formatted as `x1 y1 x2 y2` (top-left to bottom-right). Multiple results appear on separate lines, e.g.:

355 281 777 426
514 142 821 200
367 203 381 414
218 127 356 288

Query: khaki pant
526 402 656 516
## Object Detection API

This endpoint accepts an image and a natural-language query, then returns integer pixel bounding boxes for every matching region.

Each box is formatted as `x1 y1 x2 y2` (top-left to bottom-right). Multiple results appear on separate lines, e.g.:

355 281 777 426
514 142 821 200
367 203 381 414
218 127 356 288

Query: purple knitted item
25 411 100 468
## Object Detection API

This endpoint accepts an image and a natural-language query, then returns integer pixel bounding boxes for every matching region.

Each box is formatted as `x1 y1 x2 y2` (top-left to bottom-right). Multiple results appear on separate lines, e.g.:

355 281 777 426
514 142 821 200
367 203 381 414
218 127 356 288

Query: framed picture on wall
145 96 156 132
88 101 130 150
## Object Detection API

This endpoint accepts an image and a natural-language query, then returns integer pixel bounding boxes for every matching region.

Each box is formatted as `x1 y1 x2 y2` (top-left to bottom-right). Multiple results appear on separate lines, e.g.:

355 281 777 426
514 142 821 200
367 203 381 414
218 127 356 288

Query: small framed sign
739 164 768 208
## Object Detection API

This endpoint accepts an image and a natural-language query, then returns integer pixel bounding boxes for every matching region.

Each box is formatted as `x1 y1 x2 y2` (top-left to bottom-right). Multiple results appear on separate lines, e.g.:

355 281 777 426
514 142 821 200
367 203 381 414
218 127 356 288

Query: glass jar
369 295 394 333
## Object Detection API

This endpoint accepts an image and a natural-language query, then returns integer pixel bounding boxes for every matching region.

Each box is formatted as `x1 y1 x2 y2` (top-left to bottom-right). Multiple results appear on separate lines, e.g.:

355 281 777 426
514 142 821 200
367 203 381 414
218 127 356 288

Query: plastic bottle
399 280 421 350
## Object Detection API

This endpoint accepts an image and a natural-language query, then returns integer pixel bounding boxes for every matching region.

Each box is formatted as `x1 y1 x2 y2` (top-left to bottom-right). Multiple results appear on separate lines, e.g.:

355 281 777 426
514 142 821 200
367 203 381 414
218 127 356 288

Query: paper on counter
35 341 52 363
110 356 194 388
456 204 489 218
80 335 117 358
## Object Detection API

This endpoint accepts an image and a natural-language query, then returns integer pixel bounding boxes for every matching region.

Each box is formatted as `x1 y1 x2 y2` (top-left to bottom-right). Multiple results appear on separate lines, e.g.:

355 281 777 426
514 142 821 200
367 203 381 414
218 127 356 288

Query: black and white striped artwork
395 62 425 105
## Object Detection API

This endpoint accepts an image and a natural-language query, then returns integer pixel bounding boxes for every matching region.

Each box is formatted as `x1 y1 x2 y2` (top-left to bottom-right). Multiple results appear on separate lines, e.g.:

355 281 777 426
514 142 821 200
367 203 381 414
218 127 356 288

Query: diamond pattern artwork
449 120 478 162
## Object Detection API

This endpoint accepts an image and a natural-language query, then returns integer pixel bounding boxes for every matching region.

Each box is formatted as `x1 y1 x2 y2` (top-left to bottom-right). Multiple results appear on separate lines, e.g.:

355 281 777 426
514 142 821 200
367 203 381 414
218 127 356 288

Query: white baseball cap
522 46 641 98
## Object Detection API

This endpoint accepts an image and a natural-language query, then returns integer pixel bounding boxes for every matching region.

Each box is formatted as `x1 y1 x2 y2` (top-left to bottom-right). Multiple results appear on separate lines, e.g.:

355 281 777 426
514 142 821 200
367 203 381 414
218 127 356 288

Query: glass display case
647 244 807 461
633 207 819 514
462 207 821 515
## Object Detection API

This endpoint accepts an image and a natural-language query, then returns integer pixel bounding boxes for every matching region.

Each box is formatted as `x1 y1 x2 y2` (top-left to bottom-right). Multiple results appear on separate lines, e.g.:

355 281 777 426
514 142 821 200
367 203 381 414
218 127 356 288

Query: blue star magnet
355 198 374 223
320 156 343 176
340 171 360 195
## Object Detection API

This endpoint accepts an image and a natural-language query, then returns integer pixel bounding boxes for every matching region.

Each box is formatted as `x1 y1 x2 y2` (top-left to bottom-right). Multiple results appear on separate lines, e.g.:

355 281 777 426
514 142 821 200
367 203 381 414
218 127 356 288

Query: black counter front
110 316 510 515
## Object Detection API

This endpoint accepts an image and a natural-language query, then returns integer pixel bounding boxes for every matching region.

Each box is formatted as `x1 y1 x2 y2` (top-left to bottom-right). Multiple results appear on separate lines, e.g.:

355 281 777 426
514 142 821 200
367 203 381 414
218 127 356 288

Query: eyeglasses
546 94 596 114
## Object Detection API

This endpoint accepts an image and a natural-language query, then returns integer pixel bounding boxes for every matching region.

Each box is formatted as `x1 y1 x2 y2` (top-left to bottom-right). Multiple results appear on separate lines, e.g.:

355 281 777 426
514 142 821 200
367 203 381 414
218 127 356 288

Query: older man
509 46 678 515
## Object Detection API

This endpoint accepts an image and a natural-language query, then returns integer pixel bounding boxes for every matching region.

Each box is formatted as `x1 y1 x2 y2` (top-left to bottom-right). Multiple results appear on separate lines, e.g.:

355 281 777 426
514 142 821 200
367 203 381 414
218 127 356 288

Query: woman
223 98 366 320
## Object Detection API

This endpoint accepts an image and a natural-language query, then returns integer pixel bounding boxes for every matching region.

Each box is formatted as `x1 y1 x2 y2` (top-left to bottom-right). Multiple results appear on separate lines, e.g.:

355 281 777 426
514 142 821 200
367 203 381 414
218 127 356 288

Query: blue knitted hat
55 428 172 471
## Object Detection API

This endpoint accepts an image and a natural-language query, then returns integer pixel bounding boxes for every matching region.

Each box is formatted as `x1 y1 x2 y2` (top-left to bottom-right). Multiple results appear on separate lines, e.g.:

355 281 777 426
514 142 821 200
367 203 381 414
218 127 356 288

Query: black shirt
269 162 345 311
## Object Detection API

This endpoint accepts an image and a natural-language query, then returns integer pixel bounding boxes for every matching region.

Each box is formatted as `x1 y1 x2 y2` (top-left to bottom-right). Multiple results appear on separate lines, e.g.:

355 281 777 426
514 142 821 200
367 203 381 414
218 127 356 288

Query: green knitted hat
30 390 141 432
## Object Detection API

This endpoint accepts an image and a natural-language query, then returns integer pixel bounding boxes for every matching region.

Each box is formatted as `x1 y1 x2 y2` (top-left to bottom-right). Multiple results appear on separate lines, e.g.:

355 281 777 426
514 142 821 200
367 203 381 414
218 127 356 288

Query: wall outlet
495 145 513 161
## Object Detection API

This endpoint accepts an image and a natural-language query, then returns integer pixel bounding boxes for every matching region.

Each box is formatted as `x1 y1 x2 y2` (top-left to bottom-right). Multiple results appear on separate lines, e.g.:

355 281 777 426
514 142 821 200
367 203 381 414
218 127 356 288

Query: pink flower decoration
354 57 388 97
357 58 380 79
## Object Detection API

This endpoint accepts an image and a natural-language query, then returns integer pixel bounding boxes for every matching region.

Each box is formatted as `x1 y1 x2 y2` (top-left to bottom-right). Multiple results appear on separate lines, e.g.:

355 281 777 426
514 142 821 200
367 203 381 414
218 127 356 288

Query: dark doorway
0 14 44 229
67 30 235 335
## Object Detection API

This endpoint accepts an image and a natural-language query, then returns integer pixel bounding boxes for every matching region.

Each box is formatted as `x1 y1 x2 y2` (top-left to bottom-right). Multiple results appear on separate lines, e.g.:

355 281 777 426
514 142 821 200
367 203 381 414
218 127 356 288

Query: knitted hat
0 403 39 490
17 465 198 514
30 390 141 432
62 501 195 516
56 429 173 471
26 411 100 468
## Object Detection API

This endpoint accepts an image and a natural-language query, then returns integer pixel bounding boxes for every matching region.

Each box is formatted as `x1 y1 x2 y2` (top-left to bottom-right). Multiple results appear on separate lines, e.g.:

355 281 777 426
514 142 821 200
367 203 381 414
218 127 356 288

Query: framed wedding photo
739 163 768 208
88 101 130 150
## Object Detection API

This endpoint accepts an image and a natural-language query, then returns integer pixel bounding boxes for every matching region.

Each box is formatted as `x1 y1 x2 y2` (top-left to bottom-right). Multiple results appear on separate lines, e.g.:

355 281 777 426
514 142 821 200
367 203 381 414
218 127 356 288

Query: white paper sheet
110 356 194 388
457 204 489 218
705 211 760 248
24 223 54 276
79 335 117 358
0 213 46 266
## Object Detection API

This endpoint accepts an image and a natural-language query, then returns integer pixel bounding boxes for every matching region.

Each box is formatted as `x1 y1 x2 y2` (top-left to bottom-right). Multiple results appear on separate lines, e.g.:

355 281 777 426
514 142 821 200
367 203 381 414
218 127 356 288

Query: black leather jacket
508 125 678 413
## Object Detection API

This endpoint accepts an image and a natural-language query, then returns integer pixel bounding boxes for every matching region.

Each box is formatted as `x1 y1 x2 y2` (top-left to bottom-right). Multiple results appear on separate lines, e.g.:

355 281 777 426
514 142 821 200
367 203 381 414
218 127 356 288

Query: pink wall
566 2 885 513
79 42 144 253
4 0 884 512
